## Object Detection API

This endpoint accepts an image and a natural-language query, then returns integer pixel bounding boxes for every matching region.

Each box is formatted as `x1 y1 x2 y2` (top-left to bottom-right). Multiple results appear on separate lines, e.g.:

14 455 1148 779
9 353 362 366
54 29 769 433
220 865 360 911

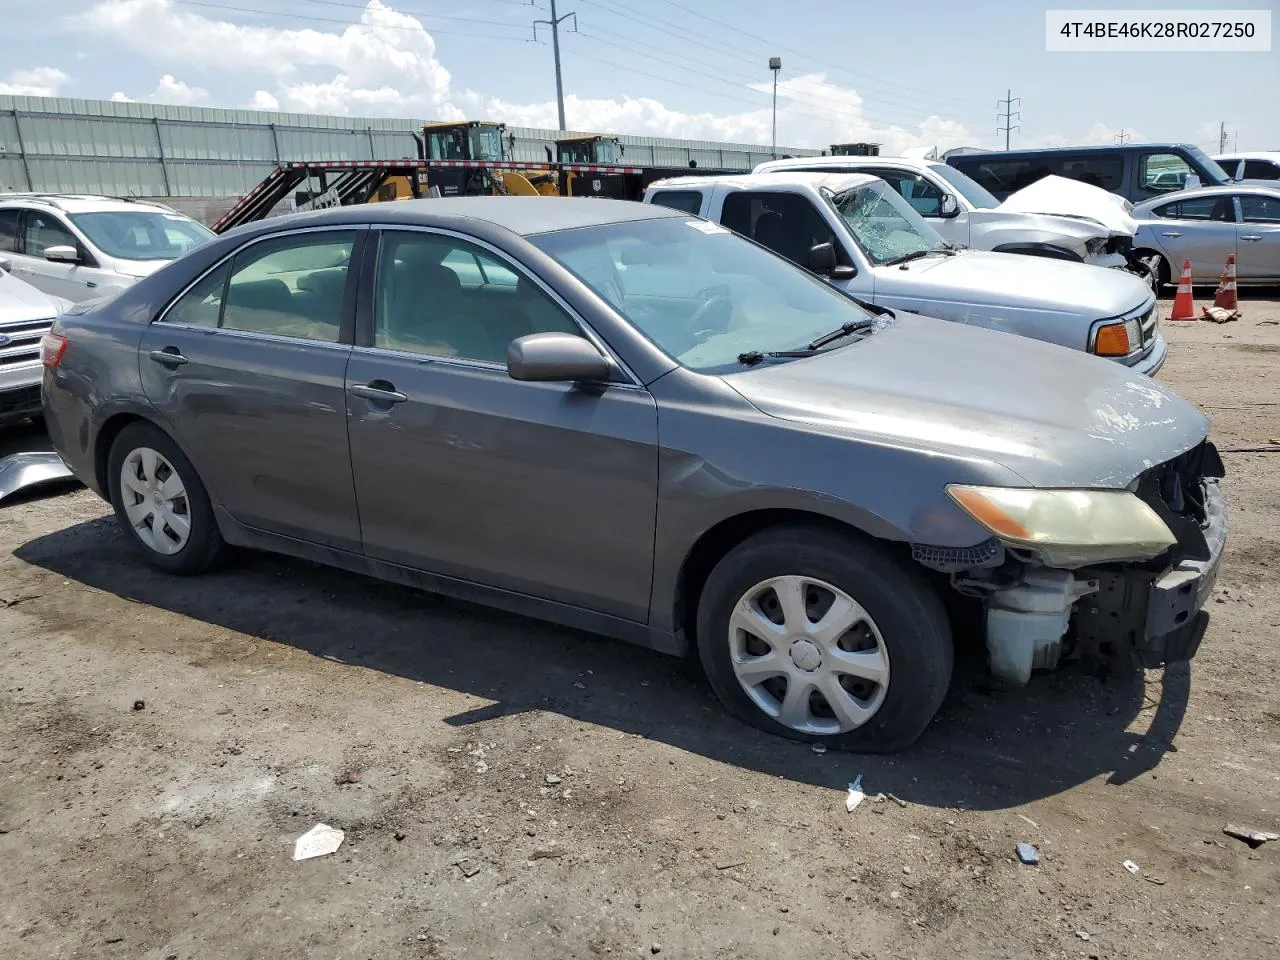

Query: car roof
0 193 179 215
949 143 1199 159
648 171 879 192
754 156 934 173
1214 151 1280 161
270 196 685 236
1131 182 1280 210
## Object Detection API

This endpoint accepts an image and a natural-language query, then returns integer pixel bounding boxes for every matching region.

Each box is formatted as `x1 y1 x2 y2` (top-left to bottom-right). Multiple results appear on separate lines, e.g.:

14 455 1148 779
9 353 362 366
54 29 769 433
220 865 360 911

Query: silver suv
0 194 214 303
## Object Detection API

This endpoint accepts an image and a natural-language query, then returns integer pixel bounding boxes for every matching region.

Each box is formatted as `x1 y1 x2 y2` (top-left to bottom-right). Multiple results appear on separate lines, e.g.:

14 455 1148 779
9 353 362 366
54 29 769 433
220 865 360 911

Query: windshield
530 217 878 373
828 181 947 265
469 126 505 162
928 163 999 208
68 210 213 261
1184 145 1231 184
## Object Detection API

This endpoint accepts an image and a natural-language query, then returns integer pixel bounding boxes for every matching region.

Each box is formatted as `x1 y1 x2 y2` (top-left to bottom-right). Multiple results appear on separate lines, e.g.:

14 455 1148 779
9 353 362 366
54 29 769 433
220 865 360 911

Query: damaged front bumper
943 443 1227 685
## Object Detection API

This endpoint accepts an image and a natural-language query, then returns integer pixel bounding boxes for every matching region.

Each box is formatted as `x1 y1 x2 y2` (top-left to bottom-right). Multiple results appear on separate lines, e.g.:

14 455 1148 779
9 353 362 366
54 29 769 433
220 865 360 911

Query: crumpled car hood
722 311 1207 488
999 174 1138 236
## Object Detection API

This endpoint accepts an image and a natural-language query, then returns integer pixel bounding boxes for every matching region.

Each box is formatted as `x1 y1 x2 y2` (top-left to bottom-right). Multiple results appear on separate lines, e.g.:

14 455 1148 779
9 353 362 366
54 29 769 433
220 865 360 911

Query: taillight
40 332 69 369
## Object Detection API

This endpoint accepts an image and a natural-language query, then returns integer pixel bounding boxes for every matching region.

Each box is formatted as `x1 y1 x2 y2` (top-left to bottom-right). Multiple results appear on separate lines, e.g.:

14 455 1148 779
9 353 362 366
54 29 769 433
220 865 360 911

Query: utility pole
1115 129 1131 145
1218 120 1228 153
533 0 577 132
996 89 1020 150
769 57 782 158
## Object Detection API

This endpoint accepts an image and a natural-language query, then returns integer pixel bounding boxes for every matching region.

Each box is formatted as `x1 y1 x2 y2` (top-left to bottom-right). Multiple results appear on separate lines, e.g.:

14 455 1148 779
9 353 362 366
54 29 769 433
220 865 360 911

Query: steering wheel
688 293 734 341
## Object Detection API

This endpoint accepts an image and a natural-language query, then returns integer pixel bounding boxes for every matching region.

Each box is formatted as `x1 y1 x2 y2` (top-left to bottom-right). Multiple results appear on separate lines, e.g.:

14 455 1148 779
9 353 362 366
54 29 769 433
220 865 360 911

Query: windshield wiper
882 248 952 266
737 349 818 366
807 318 876 351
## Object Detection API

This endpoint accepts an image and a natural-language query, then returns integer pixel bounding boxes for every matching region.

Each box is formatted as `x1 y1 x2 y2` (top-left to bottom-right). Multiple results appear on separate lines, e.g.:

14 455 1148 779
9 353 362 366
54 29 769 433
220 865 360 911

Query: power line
573 29 969 135
1114 128 1130 145
578 0 986 119
641 0 991 111
996 88 1020 150
170 0 539 38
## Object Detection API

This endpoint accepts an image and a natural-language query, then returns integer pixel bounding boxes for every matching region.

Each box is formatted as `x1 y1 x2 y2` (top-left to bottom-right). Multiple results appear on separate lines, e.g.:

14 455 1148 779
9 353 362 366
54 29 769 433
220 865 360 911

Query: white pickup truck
752 156 1147 279
642 171 1165 375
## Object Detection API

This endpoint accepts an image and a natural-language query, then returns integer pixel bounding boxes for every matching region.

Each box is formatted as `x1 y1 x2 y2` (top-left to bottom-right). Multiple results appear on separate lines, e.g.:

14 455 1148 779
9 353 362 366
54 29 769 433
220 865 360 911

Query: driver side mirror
808 242 856 281
43 245 80 264
507 332 611 384
938 193 960 218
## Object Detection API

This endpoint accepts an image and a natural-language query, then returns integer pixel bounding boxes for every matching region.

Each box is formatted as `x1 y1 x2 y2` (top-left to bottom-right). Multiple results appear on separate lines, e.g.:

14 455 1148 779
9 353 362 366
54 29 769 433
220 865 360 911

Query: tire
695 526 953 753
107 421 224 575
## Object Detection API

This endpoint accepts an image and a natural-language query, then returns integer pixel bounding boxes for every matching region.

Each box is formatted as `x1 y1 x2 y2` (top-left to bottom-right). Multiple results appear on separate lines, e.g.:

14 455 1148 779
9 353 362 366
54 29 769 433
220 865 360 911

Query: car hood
968 208 1120 242
882 250 1152 318
999 174 1138 235
0 269 60 324
723 311 1207 488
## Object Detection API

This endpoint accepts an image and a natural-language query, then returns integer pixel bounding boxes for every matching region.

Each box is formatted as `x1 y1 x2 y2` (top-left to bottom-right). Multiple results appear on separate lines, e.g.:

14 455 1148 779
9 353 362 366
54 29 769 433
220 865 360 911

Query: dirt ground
2 294 1278 960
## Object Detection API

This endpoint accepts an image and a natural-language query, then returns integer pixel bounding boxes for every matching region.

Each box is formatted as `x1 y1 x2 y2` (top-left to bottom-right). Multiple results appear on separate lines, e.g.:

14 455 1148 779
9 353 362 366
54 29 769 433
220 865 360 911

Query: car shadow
13 518 1192 811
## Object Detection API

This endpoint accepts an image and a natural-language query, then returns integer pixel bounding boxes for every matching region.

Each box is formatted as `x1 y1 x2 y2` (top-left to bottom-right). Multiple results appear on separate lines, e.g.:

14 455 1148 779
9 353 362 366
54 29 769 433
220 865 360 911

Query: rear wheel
107 422 224 575
695 527 953 753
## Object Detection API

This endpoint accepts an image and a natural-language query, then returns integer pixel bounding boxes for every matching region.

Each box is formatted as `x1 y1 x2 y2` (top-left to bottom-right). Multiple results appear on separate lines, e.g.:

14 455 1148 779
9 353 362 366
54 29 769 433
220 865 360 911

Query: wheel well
93 413 149 494
673 509 913 646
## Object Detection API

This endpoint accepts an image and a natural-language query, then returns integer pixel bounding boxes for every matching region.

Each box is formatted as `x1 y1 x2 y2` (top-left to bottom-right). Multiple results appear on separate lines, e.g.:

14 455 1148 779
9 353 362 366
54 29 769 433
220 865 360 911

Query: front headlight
1091 317 1141 357
946 485 1177 568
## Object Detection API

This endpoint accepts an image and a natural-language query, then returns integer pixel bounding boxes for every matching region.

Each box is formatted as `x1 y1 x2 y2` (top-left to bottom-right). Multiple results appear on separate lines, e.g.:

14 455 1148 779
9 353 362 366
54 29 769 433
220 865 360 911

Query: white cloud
110 74 210 106
0 67 71 97
73 0 990 153
78 0 455 117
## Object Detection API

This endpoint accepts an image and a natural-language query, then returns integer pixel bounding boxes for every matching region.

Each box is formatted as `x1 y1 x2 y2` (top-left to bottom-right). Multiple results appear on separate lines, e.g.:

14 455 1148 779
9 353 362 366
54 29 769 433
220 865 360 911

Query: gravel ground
1 294 1278 960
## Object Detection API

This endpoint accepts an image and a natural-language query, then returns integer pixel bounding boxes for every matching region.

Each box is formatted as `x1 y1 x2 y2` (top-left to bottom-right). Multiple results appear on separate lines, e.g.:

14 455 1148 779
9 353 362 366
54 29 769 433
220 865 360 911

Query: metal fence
0 96 820 198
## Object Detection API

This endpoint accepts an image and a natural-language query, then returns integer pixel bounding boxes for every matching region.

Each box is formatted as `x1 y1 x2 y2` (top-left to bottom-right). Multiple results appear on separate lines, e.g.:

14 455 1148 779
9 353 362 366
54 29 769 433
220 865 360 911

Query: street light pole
769 57 781 158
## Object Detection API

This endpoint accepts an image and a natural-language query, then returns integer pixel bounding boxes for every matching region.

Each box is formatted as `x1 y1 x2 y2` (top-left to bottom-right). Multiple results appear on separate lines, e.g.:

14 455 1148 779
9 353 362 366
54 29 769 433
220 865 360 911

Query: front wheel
107 422 224 575
695 527 953 753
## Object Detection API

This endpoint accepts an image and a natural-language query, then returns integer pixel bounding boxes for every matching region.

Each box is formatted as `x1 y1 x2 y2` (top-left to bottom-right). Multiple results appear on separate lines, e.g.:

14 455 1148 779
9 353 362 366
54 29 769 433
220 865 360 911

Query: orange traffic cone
1167 258 1198 321
1213 253 1238 311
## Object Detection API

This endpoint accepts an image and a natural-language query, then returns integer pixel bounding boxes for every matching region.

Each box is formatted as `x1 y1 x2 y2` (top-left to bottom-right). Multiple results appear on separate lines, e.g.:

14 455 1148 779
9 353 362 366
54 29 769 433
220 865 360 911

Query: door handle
349 382 408 404
1241 234 1262 241
1160 231 1182 238
149 348 188 366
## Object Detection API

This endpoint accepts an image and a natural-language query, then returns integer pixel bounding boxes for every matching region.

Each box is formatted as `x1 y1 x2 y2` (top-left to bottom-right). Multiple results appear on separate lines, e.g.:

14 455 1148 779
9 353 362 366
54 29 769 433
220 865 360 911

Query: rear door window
0 209 21 253
649 190 705 215
1053 154 1124 191
1243 159 1280 180
1153 196 1235 221
165 231 356 341
720 191 837 267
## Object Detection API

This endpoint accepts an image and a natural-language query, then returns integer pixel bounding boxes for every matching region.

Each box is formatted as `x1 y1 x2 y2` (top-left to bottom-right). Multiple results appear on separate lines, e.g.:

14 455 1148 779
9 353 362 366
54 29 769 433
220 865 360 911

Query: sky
1 0 1276 154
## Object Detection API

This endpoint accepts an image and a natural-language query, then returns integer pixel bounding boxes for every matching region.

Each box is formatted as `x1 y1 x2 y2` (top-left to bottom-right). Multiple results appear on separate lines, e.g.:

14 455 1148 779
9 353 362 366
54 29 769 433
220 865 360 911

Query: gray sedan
41 198 1226 752
1132 184 1280 286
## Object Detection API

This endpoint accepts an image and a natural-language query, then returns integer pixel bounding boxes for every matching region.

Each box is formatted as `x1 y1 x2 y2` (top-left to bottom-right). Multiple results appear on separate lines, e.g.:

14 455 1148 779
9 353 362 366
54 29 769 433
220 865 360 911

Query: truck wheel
107 422 224 575
695 526 953 753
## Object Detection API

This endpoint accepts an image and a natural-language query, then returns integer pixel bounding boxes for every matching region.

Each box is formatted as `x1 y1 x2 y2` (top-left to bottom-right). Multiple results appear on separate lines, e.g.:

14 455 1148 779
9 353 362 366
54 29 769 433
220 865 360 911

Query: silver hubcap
120 447 191 556
728 575 890 735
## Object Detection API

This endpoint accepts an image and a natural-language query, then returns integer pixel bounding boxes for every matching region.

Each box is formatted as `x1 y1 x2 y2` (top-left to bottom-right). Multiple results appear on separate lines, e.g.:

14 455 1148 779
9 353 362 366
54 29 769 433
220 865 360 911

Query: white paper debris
293 822 345 861
845 774 865 813
1122 859 1140 874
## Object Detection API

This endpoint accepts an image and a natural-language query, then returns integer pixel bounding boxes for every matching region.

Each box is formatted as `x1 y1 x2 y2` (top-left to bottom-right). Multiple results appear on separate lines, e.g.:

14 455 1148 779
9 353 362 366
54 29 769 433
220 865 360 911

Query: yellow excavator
418 120 558 197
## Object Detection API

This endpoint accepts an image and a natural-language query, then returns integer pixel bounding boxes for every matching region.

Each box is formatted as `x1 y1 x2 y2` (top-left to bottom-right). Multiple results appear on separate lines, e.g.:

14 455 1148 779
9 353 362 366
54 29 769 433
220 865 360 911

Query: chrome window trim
368 223 643 388
154 224 364 330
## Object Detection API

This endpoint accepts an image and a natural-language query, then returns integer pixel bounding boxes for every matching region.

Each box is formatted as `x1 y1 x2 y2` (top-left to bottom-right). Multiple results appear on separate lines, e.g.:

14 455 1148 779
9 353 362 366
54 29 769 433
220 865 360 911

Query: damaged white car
752 157 1149 280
